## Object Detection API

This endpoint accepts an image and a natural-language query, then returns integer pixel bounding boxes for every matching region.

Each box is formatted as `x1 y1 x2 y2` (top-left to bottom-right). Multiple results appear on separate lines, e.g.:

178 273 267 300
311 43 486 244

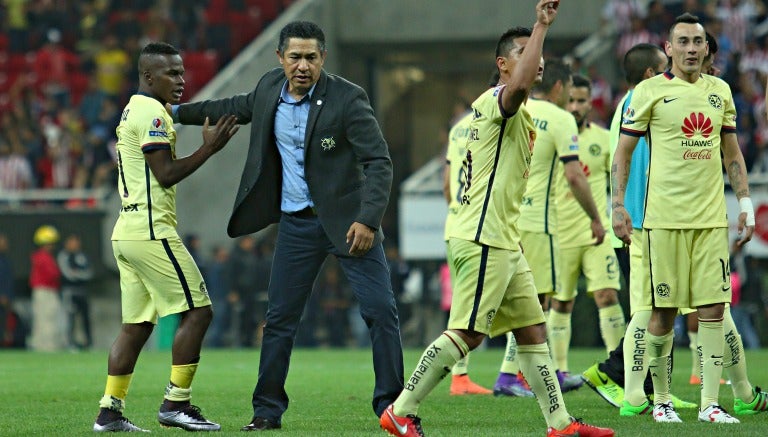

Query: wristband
739 197 755 227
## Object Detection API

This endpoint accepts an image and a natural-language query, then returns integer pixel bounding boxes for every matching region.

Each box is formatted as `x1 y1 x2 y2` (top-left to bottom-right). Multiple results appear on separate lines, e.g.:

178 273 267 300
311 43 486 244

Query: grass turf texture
1 348 766 436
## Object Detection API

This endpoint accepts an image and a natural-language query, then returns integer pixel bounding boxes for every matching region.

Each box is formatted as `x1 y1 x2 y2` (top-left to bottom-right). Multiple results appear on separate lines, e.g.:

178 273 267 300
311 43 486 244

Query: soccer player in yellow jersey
381 2 614 436
93 42 239 432
443 73 498 397
613 14 754 424
516 58 605 392
549 74 625 375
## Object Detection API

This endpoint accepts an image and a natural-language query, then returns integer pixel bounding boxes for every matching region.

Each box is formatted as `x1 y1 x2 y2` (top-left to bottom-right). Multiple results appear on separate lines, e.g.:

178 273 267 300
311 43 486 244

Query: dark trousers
251 214 404 423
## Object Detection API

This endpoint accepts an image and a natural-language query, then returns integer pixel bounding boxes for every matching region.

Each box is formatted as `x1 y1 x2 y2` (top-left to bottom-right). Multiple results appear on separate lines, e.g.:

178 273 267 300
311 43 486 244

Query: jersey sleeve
620 81 653 137
722 84 737 134
557 113 580 162
137 108 173 153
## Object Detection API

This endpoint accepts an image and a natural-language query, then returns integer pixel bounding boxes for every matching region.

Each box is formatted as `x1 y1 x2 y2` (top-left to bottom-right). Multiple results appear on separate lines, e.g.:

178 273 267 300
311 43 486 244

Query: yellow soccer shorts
645 227 730 309
446 238 546 337
519 230 560 295
113 236 211 324
555 238 621 301
630 229 651 316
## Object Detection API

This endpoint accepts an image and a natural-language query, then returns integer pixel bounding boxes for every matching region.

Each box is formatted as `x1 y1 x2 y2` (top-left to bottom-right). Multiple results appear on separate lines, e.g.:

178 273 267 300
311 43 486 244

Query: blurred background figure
29 224 64 351
205 245 231 348
0 233 25 348
57 233 94 350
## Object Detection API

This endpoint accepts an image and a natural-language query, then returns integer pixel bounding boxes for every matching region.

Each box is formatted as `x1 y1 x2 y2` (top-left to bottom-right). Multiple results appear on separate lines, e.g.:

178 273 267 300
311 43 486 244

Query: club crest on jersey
682 112 713 138
708 94 723 110
320 136 336 151
656 283 671 298
152 118 164 129
589 143 601 156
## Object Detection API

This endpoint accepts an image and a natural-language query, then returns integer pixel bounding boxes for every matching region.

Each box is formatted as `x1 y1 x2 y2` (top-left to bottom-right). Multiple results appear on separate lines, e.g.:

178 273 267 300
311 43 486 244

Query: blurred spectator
0 134 34 191
57 233 94 350
715 0 766 55
3 0 31 53
0 233 25 348
318 265 352 347
205 245 232 348
29 224 64 351
226 235 262 347
729 237 761 349
602 0 646 34
33 28 80 108
92 33 130 99
646 0 674 37
615 16 662 67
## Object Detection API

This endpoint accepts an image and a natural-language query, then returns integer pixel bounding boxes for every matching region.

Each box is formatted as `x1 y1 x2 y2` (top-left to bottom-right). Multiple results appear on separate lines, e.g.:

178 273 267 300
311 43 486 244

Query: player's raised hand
201 115 239 154
535 0 559 26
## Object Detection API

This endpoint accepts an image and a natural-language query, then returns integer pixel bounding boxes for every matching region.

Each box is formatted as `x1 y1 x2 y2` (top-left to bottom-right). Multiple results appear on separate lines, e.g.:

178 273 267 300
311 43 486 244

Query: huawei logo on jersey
681 112 713 138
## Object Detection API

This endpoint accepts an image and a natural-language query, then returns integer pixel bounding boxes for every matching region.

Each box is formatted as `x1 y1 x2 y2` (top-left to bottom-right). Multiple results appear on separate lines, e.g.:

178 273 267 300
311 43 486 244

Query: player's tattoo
610 162 627 198
611 201 624 210
727 161 750 198
614 211 626 222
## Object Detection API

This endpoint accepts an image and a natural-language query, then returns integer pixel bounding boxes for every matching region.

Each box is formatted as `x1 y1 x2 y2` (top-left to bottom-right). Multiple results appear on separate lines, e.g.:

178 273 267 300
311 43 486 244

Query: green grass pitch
1 348 766 435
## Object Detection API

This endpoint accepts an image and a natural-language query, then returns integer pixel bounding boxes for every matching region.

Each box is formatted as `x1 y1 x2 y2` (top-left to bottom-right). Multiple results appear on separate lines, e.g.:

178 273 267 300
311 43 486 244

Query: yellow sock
699 318 724 407
499 332 519 374
688 331 699 379
723 308 753 401
452 353 470 376
598 304 625 352
99 374 133 412
623 310 651 406
646 330 673 405
394 331 468 416
518 343 571 430
547 310 571 372
164 363 198 402
170 363 198 389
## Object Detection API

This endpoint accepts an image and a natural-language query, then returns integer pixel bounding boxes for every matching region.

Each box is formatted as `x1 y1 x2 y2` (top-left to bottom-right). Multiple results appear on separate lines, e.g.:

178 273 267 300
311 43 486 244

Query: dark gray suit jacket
177 68 392 253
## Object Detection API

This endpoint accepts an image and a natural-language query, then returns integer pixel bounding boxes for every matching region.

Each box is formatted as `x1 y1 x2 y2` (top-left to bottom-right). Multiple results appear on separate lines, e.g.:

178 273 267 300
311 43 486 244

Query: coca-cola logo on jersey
682 149 712 160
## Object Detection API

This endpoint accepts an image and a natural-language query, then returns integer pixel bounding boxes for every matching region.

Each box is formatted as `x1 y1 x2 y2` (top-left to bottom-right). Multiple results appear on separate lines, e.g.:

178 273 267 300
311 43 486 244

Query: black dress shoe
241 417 281 431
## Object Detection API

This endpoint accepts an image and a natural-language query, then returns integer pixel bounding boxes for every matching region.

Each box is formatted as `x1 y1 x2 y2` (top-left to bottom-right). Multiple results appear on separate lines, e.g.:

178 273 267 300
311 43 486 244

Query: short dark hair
623 43 665 85
140 42 179 57
278 21 326 53
571 74 591 93
669 12 702 37
496 27 532 58
706 31 718 55
534 58 571 93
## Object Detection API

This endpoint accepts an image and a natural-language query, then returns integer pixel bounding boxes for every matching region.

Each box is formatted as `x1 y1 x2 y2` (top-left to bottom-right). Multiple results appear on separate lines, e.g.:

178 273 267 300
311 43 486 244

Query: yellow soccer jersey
448 86 536 251
558 122 611 248
444 111 473 241
112 94 178 241
517 98 580 234
620 72 736 229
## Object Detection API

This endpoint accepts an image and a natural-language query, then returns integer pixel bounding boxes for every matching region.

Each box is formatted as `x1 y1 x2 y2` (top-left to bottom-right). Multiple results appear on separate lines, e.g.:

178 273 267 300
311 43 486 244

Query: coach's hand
347 222 374 256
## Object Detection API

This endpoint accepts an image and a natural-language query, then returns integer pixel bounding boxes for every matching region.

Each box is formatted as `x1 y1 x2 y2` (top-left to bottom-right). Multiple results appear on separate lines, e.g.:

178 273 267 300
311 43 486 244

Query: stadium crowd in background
0 0 291 197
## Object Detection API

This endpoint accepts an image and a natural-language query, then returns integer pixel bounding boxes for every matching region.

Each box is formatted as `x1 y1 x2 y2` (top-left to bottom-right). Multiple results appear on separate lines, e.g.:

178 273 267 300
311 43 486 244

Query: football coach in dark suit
174 21 404 431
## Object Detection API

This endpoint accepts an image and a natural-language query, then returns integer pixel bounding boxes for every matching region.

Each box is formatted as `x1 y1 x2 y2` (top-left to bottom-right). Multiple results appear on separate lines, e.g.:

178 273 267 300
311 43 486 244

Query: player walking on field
380 2 613 436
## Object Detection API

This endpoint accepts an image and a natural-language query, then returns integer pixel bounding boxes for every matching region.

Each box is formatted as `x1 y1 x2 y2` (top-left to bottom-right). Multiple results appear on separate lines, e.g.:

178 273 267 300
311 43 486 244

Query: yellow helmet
33 225 60 246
